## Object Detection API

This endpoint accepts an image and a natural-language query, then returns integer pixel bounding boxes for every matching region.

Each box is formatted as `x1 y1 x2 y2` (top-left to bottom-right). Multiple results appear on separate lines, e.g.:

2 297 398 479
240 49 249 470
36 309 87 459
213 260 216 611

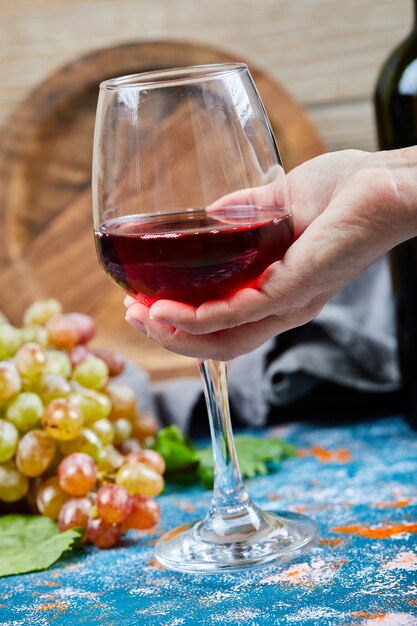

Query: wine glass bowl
92 63 319 573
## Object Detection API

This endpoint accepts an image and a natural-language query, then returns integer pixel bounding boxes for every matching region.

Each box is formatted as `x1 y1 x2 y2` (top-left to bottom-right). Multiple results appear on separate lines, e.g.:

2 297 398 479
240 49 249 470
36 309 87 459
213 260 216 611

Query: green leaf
153 426 296 489
196 435 296 489
0 514 82 577
152 425 200 483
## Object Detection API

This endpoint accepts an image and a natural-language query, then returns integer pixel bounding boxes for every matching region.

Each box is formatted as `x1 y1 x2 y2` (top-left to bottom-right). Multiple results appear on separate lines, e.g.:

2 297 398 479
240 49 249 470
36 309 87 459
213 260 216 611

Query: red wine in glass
94 206 294 306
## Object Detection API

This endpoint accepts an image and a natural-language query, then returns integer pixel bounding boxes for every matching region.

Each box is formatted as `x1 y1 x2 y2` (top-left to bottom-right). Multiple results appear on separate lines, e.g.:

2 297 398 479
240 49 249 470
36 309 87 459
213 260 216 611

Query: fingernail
125 315 147 333
123 296 135 308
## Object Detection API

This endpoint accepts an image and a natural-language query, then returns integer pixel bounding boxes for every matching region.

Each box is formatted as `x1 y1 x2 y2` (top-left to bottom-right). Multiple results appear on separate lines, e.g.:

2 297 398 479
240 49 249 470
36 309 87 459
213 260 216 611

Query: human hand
124 148 417 361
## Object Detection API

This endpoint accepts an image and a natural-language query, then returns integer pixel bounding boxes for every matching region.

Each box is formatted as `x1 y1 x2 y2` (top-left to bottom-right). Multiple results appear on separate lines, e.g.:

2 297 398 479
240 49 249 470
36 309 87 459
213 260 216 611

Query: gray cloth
125 255 401 433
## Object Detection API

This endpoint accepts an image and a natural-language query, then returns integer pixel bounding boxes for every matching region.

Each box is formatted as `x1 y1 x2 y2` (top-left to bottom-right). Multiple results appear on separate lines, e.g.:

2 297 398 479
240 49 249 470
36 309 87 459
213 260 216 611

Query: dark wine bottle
374 4 417 427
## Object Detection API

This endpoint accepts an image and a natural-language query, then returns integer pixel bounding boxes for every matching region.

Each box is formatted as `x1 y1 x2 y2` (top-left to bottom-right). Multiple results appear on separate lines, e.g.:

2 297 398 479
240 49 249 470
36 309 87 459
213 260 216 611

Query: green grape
21 325 49 347
0 461 29 502
115 461 164 497
68 388 112 424
0 418 19 462
15 342 47 381
72 356 109 390
6 392 44 431
96 444 124 473
16 429 56 477
37 374 71 404
59 427 103 461
0 324 22 359
23 299 62 326
0 362 21 401
91 418 115 445
44 350 72 378
42 399 84 441
112 418 133 446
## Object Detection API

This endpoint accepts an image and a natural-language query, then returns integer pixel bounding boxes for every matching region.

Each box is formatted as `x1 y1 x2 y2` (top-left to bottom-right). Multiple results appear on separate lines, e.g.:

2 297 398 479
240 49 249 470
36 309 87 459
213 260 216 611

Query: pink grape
91 348 125 377
125 449 165 475
124 494 160 530
86 517 122 548
69 345 90 367
66 313 96 344
58 496 93 531
36 476 69 519
105 382 136 420
16 430 56 477
96 483 132 524
58 452 97 496
131 411 159 443
46 314 82 349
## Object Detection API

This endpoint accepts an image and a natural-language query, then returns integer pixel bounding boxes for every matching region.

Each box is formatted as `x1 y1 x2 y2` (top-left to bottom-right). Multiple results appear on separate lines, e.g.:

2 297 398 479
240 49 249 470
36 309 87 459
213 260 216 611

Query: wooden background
0 0 412 377
0 0 411 151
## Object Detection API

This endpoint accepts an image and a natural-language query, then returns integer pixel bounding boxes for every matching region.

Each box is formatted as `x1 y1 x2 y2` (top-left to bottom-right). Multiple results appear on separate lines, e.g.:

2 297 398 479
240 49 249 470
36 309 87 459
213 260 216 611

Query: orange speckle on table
333 522 417 539
319 538 345 547
41 581 59 587
372 499 412 509
298 447 351 463
351 612 387 619
147 558 165 570
291 504 307 513
37 602 68 612
174 501 195 513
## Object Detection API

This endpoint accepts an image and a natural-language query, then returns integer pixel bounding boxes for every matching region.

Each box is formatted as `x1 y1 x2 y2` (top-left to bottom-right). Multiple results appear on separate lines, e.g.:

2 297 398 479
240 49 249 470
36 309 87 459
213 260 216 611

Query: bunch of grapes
0 299 164 548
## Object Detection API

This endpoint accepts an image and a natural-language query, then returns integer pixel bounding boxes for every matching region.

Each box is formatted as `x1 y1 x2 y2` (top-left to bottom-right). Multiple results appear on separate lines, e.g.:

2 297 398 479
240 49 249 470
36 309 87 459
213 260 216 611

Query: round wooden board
0 40 325 380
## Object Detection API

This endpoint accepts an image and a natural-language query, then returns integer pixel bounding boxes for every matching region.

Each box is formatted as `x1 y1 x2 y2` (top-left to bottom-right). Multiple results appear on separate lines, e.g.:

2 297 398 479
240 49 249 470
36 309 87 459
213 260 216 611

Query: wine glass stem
199 360 249 511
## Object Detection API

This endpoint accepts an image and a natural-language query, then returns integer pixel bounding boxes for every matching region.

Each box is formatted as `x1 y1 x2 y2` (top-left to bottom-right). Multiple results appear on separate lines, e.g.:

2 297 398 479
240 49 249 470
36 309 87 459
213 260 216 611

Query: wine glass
92 63 319 573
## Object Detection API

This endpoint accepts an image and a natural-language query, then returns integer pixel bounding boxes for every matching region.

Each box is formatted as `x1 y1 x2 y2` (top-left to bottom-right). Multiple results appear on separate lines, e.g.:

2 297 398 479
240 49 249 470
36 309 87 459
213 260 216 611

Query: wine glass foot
155 508 319 574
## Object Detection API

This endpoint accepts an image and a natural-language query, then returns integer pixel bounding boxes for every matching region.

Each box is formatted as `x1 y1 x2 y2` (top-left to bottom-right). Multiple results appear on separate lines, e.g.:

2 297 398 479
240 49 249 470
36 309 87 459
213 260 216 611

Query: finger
208 179 283 211
147 284 277 335
128 310 291 361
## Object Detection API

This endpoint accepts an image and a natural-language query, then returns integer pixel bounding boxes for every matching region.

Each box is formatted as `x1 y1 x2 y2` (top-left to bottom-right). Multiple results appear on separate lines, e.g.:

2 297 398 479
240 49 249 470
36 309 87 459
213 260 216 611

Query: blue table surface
1 416 417 626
